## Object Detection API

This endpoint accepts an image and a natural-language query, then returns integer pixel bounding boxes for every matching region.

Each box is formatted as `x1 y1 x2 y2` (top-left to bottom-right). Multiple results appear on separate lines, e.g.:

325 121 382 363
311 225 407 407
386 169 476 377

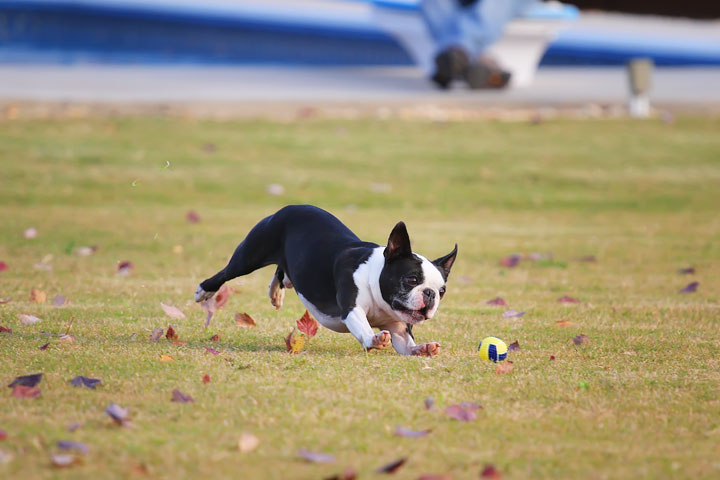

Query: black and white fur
195 205 457 356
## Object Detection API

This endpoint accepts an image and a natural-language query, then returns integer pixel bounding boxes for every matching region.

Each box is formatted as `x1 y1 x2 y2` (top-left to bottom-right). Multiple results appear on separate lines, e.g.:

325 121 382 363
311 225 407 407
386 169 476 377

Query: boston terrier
195 205 457 356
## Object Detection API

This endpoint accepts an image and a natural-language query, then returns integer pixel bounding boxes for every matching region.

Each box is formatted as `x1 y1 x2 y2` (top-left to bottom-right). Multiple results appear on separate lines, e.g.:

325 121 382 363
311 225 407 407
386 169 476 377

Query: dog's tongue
410 310 425 322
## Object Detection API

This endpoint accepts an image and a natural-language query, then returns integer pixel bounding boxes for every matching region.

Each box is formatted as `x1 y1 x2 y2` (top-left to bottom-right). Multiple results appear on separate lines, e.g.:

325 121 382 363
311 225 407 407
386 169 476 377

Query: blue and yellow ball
478 336 508 362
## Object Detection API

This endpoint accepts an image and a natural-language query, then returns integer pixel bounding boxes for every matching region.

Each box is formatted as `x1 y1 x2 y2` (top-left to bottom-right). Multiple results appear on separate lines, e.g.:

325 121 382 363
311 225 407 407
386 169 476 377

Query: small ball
478 336 508 362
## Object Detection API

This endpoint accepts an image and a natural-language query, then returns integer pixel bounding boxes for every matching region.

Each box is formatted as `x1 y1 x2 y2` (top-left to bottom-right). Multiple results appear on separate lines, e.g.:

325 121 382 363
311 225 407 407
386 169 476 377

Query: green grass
1 116 719 479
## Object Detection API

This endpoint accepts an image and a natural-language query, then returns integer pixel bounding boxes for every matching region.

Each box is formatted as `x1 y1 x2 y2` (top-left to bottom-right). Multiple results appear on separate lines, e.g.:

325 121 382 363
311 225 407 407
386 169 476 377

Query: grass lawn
1 115 719 479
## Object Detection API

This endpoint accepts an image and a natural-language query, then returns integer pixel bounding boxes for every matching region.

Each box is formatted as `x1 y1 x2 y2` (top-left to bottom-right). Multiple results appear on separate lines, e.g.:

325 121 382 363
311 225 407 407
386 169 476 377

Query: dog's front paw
411 342 440 357
194 285 215 303
368 330 392 351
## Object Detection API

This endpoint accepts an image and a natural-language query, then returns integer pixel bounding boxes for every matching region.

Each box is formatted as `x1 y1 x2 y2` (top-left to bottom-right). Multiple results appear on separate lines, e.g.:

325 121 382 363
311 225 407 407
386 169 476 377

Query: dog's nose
422 288 435 306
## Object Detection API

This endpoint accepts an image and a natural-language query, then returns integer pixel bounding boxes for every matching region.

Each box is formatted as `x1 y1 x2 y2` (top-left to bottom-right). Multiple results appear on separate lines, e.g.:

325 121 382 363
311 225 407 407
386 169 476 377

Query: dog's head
379 222 457 325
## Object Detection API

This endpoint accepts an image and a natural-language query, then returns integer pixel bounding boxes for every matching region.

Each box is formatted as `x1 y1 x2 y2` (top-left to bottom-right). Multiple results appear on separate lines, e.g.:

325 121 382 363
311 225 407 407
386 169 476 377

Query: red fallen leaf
445 404 480 422
376 458 407 474
106 403 129 426
39 342 50 350
549 355 555 361
0 261 8 272
0 326 11 333
298 448 336 464
573 334 590 346
424 397 434 410
555 320 573 327
507 341 520 352
202 374 211 384
481 464 502 478
53 295 67 306
297 310 319 339
499 255 520 268
171 389 194 403
285 328 305 354
495 361 514 375
679 281 699 293
186 210 201 223
12 385 41 398
0 430 7 441
210 333 221 341
394 426 431 438
678 267 695 275
235 312 257 328
205 347 220 356
8 373 43 388
487 297 507 306
502 310 525 318
117 261 133 276
325 468 358 480
166 325 179 341
558 295 580 304
160 303 186 320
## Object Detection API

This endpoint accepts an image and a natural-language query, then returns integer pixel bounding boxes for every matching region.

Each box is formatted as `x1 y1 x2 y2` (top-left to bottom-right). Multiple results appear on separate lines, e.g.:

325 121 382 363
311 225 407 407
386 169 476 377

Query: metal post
627 58 653 118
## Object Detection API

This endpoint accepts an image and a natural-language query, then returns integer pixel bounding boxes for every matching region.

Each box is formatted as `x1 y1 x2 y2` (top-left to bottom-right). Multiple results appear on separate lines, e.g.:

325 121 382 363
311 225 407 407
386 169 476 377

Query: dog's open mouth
392 300 428 324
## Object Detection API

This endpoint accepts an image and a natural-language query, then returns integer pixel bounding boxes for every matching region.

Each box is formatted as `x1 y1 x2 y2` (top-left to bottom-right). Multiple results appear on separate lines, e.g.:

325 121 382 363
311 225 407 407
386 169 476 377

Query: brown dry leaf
159 355 174 362
131 464 149 476
171 389 194 403
573 334 590 346
555 320 573 327
58 334 75 343
150 328 164 342
171 340 187 346
166 325 179 340
507 341 520 352
495 361 514 375
296 310 318 339
238 433 260 453
202 374 211 384
235 312 256 328
160 303 186 320
285 328 305 354
12 385 42 399
214 284 230 310
480 464 502 478
29 289 46 304
558 295 581 304
376 458 407 474
209 333 221 341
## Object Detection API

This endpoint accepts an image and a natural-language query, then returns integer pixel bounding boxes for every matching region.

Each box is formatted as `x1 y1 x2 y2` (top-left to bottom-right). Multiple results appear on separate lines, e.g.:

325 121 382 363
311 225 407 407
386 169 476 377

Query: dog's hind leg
268 267 285 310
195 215 281 302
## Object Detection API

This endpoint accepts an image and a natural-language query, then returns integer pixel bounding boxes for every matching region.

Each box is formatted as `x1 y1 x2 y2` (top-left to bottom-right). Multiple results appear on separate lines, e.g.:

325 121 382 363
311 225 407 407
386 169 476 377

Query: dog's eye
439 286 446 298
405 276 419 287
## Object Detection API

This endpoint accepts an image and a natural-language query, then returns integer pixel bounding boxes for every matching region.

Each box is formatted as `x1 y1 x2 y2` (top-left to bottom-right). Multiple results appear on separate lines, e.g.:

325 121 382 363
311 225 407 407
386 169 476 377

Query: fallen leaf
161 303 186 320
507 340 520 352
235 312 257 328
680 281 699 293
486 297 507 306
0 430 6 441
445 404 481 422
678 266 695 274
285 328 305 354
75 246 97 257
24 227 38 239
0 298 10 304
0 261 8 272
70 376 101 389
171 340 187 346
57 440 89 455
131 464 149 475
165 325 179 340
298 448 336 464
424 397 434 410
0 326 11 334
325 468 358 480
555 320 573 327
67 422 82 432
573 334 590 346
297 310 318 339
11 385 41 398
210 333 221 341
495 361 514 375
117 261 134 276
29 289 46 304
499 255 520 268
171 389 194 403
417 474 452 480
19 314 41 325
502 310 525 318
549 355 556 361
106 403 129 426
159 354 174 362
238 433 260 453
53 295 67 306
202 374 211 384
376 458 407 474
205 347 220 356
8 373 42 388
480 464 502 478
51 453 80 468
150 327 164 342
58 333 74 343
186 210 201 223
394 426 431 438
214 284 230 310
558 295 580 304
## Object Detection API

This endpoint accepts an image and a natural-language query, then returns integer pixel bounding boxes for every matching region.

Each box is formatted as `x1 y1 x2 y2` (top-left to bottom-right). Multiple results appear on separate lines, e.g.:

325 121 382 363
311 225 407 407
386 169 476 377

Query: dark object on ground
432 47 511 90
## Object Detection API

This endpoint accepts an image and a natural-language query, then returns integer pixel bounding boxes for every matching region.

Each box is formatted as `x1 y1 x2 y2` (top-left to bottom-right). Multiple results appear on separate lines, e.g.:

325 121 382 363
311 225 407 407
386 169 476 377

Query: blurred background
0 0 718 115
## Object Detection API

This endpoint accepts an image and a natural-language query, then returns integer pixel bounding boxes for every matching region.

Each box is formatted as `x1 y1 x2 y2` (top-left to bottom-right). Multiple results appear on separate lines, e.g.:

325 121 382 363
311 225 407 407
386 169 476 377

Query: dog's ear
384 221 412 261
433 244 458 280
